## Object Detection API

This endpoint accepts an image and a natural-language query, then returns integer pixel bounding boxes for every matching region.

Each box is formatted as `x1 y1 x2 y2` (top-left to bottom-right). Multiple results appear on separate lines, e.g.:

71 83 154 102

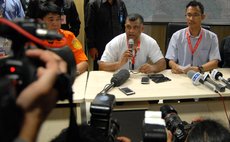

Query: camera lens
160 105 189 142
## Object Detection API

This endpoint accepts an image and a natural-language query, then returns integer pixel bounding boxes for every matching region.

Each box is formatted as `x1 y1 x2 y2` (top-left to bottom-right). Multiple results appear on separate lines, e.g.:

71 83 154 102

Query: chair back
219 36 230 68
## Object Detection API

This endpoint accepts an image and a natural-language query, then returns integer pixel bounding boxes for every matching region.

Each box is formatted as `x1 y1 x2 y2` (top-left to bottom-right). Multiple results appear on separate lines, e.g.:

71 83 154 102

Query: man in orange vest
35 1 88 74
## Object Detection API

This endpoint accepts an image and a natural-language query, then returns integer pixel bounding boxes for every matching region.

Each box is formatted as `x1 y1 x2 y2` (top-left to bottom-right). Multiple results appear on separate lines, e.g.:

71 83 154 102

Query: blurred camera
0 18 76 100
89 93 120 142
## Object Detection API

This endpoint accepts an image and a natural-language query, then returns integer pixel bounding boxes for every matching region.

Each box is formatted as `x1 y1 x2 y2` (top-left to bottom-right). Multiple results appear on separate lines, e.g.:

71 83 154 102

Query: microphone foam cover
111 69 130 87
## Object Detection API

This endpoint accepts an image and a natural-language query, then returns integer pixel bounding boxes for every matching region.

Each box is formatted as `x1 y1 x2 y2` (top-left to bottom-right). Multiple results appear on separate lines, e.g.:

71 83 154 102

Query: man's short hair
126 13 144 24
36 1 62 19
187 119 230 142
186 1 204 14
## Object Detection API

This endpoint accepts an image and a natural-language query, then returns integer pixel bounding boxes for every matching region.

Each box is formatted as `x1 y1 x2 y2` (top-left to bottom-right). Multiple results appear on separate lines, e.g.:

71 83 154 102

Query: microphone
187 70 217 92
203 72 225 92
128 39 134 70
210 69 230 89
102 69 130 93
111 69 130 87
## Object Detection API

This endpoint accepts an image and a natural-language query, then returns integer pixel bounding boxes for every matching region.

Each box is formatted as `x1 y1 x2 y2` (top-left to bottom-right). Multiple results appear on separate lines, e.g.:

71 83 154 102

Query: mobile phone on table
119 87 135 96
148 74 164 79
141 77 150 84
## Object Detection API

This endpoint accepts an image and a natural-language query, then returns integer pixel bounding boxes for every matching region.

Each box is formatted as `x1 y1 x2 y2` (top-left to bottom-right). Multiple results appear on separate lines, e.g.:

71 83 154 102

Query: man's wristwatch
198 66 204 73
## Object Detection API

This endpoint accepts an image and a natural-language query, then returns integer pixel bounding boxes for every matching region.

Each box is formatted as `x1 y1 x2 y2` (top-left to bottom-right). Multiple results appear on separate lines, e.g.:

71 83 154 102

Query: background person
85 0 127 70
165 1 221 74
33 1 88 74
186 119 230 142
0 0 25 20
49 0 81 37
0 0 24 57
98 13 166 74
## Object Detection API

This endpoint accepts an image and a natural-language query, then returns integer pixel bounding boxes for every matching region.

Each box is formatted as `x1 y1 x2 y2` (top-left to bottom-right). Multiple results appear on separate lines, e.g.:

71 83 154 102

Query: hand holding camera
17 49 68 142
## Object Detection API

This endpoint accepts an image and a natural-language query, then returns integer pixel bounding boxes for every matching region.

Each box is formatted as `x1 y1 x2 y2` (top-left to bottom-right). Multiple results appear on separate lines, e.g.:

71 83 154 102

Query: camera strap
54 73 80 141
66 91 80 142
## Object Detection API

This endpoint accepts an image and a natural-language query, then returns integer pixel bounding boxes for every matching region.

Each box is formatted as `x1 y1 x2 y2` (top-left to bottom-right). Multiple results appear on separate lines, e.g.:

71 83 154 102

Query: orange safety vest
44 29 88 64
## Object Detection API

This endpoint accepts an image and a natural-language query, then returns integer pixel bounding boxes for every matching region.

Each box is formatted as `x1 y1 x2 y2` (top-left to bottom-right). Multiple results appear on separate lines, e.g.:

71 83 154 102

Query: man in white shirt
99 13 166 74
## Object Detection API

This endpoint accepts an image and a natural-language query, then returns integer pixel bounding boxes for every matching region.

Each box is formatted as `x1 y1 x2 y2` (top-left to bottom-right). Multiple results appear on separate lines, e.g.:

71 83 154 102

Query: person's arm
201 59 219 71
139 58 166 74
98 49 131 71
76 61 88 74
68 36 88 73
184 59 219 73
169 60 184 74
16 49 67 142
165 31 185 74
98 61 122 71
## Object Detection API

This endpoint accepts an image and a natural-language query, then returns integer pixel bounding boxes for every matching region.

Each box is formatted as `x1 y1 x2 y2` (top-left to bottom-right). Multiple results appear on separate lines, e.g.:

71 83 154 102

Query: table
84 69 230 141
84 68 230 123
85 69 230 102
37 72 88 142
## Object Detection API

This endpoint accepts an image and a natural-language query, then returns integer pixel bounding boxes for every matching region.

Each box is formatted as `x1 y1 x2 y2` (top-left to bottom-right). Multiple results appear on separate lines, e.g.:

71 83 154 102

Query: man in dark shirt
55 0 81 37
85 0 127 70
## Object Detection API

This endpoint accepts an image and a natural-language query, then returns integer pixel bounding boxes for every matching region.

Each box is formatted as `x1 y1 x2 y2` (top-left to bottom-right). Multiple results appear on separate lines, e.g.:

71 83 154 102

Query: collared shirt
165 27 221 66
101 33 164 70
0 0 25 20
85 0 127 55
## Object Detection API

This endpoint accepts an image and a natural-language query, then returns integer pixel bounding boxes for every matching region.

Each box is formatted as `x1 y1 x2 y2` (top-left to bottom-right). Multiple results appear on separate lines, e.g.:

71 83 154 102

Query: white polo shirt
100 33 164 70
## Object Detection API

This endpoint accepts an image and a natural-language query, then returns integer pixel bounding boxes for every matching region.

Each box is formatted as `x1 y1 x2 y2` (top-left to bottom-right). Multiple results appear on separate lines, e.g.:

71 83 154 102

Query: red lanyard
186 29 203 55
127 40 140 69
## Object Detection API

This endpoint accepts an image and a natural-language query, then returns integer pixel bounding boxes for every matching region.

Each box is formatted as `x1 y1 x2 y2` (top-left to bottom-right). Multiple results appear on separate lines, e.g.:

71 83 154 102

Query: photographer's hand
16 49 67 142
117 136 131 142
166 129 173 142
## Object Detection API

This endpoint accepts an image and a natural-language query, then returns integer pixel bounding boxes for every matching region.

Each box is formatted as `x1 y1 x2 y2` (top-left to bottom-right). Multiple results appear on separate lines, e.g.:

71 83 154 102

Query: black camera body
89 93 120 142
0 51 44 94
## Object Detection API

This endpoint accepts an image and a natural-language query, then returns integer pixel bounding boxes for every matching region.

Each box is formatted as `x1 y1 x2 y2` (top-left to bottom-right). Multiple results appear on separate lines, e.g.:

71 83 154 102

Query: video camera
0 18 76 100
89 93 120 142
143 105 194 142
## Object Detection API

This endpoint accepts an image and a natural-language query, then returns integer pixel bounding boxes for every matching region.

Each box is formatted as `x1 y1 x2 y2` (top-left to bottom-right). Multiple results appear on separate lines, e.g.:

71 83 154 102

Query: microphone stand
101 82 115 94
203 73 225 92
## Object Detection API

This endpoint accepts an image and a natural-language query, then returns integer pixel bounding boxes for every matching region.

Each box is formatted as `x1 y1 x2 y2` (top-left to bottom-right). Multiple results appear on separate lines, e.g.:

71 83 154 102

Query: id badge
61 15 67 24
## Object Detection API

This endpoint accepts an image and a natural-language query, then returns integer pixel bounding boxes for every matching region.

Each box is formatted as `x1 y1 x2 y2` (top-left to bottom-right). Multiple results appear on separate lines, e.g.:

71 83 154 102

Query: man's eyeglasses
185 13 201 18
